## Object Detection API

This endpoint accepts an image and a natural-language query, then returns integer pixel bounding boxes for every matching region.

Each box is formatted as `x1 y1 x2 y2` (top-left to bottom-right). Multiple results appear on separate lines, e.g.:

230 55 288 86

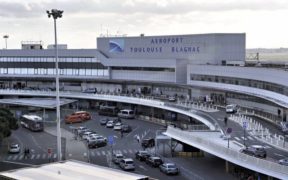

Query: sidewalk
44 126 88 162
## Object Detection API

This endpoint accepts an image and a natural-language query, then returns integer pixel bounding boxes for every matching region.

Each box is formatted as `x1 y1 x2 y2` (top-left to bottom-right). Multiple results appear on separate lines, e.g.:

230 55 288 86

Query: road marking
36 154 40 159
264 145 272 149
126 126 139 137
12 156 18 160
274 153 285 157
7 156 12 160
128 149 133 153
234 137 241 141
123 150 127 154
19 155 24 160
232 141 245 148
241 137 247 140
96 152 101 156
102 151 106 155
247 136 254 140
30 154 35 160
138 165 148 171
107 151 111 155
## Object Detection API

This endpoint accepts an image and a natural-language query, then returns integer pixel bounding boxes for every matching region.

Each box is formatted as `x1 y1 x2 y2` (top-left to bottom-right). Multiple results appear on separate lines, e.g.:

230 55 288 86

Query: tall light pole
3 35 8 49
46 9 63 162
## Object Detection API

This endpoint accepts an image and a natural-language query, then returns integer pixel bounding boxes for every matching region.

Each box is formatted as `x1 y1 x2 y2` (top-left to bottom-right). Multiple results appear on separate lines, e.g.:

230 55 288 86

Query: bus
118 109 135 119
98 105 119 116
20 114 44 132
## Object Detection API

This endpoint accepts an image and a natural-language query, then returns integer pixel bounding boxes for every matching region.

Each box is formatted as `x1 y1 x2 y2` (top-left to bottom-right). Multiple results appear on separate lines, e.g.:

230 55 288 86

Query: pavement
44 126 88 162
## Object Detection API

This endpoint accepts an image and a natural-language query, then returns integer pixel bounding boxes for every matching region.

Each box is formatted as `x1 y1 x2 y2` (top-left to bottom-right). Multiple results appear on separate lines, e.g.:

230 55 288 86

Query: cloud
0 0 288 18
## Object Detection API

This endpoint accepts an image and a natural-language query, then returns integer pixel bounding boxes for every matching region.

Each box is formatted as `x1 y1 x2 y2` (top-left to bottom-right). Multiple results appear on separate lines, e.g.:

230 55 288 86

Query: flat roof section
0 160 149 180
0 98 77 109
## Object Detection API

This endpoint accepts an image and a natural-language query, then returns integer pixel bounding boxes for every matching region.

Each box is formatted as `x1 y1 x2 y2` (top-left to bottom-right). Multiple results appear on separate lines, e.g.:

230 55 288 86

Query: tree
0 108 19 142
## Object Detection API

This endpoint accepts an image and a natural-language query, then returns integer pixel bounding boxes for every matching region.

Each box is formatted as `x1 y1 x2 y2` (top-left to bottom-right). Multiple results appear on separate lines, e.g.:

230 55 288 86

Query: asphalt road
1 106 287 179
62 112 190 180
1 126 66 165
196 109 288 163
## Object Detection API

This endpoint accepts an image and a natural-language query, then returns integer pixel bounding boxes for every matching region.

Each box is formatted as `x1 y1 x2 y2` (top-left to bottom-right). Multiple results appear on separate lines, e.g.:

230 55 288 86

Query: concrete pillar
225 160 229 173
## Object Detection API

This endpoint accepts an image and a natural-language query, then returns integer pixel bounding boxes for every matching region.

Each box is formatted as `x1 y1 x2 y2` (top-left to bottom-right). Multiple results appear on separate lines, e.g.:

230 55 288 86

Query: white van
118 109 135 119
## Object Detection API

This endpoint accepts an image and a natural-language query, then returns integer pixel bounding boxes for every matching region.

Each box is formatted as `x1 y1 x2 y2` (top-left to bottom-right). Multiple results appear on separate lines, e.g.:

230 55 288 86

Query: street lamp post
46 9 63 162
3 35 9 49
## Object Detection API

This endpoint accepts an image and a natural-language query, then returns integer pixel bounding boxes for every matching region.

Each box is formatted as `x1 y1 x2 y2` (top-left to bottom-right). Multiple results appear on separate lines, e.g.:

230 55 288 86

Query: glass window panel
28 68 33 74
86 69 92 76
67 69 73 75
79 69 85 75
8 68 14 74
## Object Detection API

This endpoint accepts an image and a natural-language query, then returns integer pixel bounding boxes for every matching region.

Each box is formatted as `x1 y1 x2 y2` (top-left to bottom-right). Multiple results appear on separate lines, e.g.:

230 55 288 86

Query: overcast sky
0 0 288 49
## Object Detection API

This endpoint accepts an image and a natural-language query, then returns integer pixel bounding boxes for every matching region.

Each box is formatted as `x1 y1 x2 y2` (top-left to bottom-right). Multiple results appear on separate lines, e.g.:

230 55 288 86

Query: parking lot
62 112 189 180
0 109 238 180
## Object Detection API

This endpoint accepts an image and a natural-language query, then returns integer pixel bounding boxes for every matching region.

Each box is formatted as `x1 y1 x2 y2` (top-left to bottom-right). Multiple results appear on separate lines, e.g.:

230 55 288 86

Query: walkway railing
0 89 217 130
164 126 288 180
229 114 288 152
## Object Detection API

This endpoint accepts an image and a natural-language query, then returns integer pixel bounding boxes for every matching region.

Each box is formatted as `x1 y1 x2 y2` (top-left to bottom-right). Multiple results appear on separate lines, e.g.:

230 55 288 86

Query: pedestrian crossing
5 149 145 162
233 136 254 141
5 153 58 161
89 149 144 157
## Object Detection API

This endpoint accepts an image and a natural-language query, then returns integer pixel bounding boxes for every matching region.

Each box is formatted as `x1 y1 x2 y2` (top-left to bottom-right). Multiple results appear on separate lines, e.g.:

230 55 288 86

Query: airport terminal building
0 33 287 124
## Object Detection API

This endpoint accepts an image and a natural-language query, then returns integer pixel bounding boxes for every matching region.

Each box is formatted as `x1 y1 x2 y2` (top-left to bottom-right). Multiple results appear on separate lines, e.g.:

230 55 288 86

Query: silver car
240 145 267 158
119 158 135 171
9 144 21 154
159 163 179 175
112 153 124 164
279 158 288 166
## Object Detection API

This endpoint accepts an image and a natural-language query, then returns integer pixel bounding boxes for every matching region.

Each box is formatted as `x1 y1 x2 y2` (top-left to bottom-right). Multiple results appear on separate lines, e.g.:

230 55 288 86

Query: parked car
225 104 238 113
113 122 122 131
88 135 107 144
106 120 114 128
9 143 20 154
81 131 94 140
240 145 267 158
87 140 107 149
86 133 100 142
121 124 132 133
119 158 135 171
278 158 288 166
100 118 109 126
78 128 92 137
76 127 88 134
159 163 180 175
146 156 163 167
135 151 152 161
112 153 124 164
141 138 155 148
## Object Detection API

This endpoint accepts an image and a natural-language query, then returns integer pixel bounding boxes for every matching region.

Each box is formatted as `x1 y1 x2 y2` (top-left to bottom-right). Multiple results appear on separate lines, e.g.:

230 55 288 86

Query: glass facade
0 57 109 76
190 74 288 96
111 67 175 72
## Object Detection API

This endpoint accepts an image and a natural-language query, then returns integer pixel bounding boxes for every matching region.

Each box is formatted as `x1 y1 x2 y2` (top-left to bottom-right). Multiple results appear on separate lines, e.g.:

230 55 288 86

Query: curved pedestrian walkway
44 126 88 162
